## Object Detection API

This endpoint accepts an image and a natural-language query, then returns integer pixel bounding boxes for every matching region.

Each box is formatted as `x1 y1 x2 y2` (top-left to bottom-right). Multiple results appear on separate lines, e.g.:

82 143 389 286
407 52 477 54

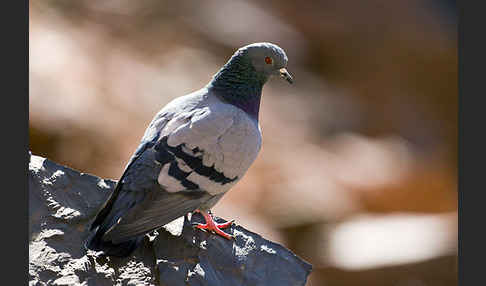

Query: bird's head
238 42 293 84
226 43 293 83
212 42 293 87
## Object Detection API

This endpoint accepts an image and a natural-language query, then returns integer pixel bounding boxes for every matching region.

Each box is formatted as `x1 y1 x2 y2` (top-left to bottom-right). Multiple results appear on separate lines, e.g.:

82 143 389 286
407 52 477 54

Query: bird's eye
265 57 273 64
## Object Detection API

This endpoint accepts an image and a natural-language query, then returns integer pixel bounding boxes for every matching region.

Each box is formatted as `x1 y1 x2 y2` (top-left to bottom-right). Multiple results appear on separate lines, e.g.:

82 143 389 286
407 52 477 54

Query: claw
192 209 234 240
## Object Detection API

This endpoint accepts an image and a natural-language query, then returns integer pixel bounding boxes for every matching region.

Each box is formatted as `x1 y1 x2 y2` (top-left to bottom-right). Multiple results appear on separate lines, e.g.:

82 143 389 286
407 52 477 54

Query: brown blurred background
29 0 457 285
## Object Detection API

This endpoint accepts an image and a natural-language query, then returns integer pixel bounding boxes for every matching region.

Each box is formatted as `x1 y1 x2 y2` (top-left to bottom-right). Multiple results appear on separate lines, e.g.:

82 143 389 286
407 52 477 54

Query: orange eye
265 57 273 64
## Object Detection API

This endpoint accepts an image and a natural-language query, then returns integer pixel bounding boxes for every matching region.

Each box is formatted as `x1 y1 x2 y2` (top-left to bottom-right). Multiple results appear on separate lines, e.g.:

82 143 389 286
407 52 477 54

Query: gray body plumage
86 42 291 257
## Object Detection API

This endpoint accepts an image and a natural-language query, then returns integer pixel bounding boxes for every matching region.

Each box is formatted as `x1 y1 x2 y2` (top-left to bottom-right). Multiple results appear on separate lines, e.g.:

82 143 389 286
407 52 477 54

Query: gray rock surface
29 152 312 285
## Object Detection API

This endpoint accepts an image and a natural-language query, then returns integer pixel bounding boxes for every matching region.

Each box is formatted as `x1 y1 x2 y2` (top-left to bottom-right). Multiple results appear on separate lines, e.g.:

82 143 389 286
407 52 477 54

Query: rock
29 152 312 285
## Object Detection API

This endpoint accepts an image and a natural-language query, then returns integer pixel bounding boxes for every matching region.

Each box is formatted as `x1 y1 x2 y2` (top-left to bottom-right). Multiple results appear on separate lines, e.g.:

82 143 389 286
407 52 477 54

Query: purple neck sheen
229 91 262 119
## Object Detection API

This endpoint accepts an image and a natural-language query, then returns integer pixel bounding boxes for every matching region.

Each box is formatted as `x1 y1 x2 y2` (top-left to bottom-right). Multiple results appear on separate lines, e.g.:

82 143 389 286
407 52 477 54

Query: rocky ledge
29 152 312 285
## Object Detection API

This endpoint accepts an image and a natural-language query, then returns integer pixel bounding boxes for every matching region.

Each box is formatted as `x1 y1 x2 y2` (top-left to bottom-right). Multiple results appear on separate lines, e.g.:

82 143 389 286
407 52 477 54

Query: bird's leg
192 209 234 239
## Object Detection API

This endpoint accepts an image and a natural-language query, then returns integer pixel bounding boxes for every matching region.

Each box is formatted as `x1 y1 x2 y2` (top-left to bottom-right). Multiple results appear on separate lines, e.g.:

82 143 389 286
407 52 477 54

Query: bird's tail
84 227 143 258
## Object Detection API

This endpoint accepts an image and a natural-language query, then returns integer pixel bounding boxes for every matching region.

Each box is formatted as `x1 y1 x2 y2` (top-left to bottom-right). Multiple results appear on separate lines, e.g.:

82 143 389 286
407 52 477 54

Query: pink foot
193 210 234 240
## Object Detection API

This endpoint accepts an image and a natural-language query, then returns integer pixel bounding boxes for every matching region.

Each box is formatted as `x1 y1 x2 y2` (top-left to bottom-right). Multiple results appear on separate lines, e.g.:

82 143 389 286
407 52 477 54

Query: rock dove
85 42 293 257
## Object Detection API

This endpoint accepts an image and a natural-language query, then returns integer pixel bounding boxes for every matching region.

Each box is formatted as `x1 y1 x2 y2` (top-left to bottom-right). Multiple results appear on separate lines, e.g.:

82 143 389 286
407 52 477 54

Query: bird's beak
279 68 293 84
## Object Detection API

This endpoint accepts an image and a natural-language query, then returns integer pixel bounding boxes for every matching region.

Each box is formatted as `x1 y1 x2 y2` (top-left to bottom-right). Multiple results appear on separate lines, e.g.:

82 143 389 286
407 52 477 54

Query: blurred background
29 0 457 285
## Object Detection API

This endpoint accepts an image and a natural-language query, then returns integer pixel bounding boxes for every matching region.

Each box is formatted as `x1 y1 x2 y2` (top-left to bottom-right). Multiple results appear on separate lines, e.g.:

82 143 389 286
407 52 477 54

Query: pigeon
85 42 293 257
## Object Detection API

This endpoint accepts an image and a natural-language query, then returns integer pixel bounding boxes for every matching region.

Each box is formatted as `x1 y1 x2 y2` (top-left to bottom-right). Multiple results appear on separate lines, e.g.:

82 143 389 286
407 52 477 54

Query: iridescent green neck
208 51 268 120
